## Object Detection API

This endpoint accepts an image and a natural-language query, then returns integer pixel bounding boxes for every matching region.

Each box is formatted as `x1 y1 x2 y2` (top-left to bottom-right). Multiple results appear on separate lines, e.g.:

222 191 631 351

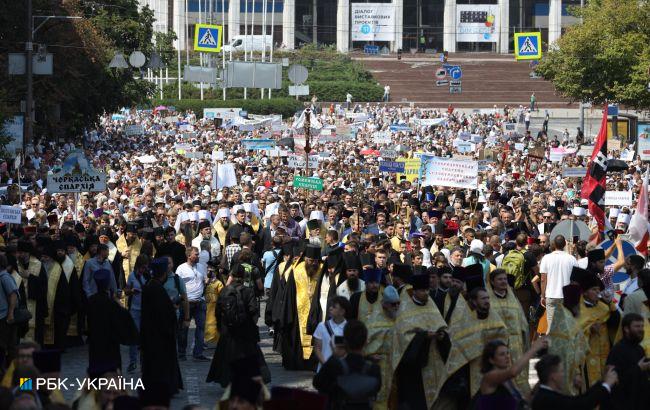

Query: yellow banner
396 157 421 182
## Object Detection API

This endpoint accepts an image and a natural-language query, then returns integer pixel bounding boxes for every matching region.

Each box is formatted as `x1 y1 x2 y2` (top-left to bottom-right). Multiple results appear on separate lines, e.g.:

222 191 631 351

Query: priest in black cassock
141 258 183 396
40 240 77 350
350 268 382 321
15 240 48 343
86 268 137 372
306 247 345 335
265 243 292 352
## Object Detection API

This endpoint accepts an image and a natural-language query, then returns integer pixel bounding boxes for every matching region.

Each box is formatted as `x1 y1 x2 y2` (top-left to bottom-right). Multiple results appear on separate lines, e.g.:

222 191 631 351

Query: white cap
188 212 199 222
232 204 244 215
609 208 621 219
617 213 630 225
469 239 484 256
309 210 325 221
217 208 231 219
198 210 211 220
265 203 280 217
580 199 589 206
572 206 586 217
243 202 260 216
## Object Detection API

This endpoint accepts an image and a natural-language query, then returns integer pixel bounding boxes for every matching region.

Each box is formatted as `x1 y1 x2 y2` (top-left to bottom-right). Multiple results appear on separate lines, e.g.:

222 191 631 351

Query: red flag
581 107 608 231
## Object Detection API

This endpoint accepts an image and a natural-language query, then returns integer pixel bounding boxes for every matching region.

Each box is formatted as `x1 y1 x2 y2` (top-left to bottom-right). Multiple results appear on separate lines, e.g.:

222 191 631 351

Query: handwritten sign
421 155 478 189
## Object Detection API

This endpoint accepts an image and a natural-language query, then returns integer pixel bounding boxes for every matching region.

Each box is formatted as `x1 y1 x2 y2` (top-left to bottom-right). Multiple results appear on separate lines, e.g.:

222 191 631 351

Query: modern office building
140 0 581 54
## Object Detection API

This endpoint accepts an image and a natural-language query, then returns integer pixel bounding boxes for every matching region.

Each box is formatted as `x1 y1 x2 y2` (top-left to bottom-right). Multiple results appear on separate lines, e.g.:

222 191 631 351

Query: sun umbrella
549 219 591 243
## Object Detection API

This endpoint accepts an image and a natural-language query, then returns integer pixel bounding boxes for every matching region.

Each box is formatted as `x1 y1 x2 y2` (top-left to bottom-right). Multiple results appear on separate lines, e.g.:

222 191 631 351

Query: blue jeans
178 300 206 358
128 309 141 366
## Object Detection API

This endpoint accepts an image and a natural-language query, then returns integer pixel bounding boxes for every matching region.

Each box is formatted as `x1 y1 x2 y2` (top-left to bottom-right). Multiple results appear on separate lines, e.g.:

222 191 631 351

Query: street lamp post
303 108 311 176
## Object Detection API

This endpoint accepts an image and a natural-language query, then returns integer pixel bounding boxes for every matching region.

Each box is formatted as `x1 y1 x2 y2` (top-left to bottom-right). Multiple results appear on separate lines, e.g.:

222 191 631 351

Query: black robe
86 291 137 371
604 338 650 410
264 263 286 352
306 269 345 335
278 270 311 370
350 290 379 320
157 241 187 271
206 283 270 386
66 264 85 347
140 278 183 395
17 260 48 344
44 262 74 350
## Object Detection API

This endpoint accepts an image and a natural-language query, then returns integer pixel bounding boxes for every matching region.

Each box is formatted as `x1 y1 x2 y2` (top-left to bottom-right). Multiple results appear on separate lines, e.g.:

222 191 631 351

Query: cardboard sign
604 191 633 207
287 155 319 169
0 205 21 224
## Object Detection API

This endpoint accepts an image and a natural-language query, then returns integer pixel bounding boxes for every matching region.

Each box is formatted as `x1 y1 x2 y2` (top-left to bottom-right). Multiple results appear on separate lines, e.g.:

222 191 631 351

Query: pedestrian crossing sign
194 24 222 53
514 32 542 60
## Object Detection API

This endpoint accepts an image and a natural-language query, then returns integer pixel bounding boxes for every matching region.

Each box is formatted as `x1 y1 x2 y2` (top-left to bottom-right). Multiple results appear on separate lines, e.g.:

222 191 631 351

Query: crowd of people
0 102 648 410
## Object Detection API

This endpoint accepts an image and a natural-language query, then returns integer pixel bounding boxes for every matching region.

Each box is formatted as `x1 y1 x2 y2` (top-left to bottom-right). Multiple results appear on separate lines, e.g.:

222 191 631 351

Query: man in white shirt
540 235 577 333
175 247 209 361
313 296 350 372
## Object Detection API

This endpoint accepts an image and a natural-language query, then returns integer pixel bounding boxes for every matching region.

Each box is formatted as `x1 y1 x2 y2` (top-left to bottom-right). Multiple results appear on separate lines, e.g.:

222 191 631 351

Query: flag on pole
628 166 649 256
581 107 608 231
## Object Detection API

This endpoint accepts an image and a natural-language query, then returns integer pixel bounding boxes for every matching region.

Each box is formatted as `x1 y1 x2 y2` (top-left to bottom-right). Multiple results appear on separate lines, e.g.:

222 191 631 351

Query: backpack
335 357 379 407
222 285 248 328
501 249 527 289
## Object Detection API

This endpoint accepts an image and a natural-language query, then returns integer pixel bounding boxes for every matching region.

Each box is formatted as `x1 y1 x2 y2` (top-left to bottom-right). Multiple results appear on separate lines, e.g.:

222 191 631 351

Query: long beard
42 260 53 272
55 254 66 264
347 276 360 292
306 263 319 277
68 253 77 263
308 237 322 246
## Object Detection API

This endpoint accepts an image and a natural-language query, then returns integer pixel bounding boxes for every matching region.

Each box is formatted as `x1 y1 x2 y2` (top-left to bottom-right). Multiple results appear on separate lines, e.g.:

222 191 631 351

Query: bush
150 98 304 118
307 81 384 102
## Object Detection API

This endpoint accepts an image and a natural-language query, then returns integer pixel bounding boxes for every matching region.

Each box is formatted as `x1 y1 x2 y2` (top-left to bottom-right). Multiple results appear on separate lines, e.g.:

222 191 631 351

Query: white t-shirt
540 250 577 299
313 319 347 372
176 262 206 301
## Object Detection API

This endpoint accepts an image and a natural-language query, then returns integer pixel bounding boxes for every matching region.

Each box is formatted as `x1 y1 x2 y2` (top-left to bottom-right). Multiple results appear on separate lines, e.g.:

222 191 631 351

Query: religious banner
525 155 543 179
242 139 275 150
420 155 478 189
47 150 106 193
604 191 633 207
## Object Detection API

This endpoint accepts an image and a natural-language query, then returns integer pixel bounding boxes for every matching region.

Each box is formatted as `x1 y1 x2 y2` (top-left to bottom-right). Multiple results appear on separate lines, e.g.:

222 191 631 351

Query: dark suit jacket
259 227 274 253
531 383 610 410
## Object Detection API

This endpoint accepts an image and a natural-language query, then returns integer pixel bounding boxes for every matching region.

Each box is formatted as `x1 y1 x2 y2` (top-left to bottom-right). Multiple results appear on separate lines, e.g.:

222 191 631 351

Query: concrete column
283 0 295 49
228 0 241 41
548 0 562 46
443 0 456 53
172 0 182 49
498 0 509 53
336 0 350 53
393 0 403 51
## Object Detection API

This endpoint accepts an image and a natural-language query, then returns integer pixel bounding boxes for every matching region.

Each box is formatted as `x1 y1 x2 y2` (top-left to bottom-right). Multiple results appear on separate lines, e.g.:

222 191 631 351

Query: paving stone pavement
58 301 540 408
58 301 314 408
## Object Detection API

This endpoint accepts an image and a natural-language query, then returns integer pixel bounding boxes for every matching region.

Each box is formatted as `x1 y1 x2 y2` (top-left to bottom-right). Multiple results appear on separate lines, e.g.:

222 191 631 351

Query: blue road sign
514 32 541 60
194 24 222 53
599 239 638 281
448 66 462 80
607 104 619 116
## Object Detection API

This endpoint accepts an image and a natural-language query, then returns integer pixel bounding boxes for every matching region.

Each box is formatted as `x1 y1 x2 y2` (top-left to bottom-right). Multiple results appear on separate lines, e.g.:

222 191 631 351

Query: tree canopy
536 0 650 109
0 0 158 138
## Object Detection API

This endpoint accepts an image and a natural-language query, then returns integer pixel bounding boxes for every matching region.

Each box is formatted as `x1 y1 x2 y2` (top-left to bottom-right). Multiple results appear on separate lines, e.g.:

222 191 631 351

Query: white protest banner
287 155 319 169
212 150 225 161
212 163 238 189
124 124 144 136
416 118 446 127
203 108 242 120
47 150 106 193
421 155 478 189
514 143 525 151
562 167 588 178
605 191 633 207
456 141 474 153
351 3 396 42
0 205 21 224
549 147 568 162
184 151 204 159
373 131 392 145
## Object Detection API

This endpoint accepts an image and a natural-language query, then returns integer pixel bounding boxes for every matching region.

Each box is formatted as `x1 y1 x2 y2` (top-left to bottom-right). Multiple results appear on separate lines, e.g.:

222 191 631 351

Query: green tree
0 0 156 139
537 0 650 109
